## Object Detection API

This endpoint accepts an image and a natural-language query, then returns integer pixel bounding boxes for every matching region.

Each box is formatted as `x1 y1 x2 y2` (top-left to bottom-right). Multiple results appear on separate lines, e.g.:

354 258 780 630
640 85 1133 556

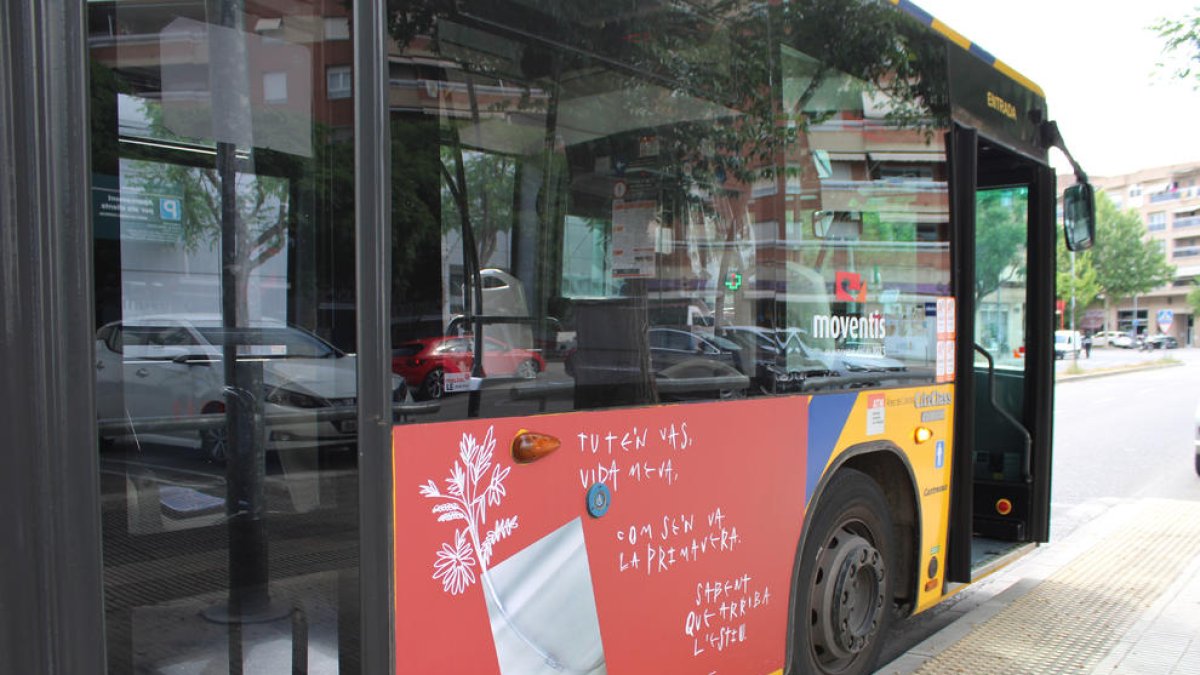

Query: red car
391 336 545 400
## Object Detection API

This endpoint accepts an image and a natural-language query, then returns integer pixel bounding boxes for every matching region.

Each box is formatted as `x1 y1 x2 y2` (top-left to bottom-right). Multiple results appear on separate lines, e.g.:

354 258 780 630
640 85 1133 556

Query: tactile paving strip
914 500 1200 674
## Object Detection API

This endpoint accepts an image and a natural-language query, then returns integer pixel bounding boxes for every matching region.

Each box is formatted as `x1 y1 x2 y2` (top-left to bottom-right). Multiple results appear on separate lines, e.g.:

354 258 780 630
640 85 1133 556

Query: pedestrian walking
1082 333 1092 358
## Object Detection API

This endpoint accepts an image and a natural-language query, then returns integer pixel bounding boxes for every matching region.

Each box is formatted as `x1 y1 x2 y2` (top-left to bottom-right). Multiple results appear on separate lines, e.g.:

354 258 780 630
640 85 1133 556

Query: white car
1195 399 1200 477
96 315 405 461
1054 330 1082 359
1091 330 1124 347
1110 333 1137 349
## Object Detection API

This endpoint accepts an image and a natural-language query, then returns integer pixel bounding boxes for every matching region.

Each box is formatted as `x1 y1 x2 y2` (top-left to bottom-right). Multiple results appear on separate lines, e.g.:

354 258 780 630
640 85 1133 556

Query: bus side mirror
812 210 834 239
811 210 862 239
1063 183 1095 252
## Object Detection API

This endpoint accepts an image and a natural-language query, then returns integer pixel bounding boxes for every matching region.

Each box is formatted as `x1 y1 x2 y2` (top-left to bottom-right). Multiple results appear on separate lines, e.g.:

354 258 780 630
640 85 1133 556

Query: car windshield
706 334 742 352
394 343 424 357
433 338 472 354
194 326 340 358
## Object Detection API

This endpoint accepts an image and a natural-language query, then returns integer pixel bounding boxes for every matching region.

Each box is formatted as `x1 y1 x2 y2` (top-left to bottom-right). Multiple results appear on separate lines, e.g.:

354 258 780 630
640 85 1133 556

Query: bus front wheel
793 468 895 675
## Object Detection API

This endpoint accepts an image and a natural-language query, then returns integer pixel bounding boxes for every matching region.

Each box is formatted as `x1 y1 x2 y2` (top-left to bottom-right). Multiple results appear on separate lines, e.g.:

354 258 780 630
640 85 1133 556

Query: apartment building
1076 162 1200 345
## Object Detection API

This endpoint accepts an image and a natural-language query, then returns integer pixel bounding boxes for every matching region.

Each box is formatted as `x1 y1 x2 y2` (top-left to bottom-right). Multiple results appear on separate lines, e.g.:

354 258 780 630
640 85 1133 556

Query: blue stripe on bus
968 42 997 64
806 393 858 502
894 0 934 28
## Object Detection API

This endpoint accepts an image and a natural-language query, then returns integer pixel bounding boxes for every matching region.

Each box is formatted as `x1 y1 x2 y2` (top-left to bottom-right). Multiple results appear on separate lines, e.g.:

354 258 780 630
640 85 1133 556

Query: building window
1130 185 1142 198
324 17 350 41
263 71 287 103
1148 211 1166 231
327 66 351 100
1176 211 1200 229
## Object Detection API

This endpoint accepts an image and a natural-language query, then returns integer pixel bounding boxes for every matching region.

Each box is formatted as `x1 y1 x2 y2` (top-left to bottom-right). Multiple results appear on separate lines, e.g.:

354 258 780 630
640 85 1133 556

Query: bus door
948 125 1056 582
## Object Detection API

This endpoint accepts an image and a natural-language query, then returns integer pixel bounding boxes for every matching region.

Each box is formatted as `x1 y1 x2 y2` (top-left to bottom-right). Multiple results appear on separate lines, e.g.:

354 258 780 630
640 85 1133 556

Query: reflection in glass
387 1 952 423
975 187 1030 369
90 1 360 671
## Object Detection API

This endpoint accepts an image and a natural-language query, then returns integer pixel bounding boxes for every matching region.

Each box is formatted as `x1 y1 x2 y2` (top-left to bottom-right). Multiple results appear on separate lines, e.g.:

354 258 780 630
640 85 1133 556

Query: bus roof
891 0 1045 99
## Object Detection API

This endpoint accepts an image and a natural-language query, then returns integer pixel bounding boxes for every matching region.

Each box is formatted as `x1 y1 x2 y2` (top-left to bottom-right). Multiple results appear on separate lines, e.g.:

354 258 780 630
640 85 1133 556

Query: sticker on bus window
866 393 885 435
936 297 955 340
935 342 947 382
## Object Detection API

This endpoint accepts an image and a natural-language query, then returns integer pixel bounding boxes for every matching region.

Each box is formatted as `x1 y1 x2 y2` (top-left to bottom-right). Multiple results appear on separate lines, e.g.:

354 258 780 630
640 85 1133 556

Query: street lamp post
1070 251 1077 360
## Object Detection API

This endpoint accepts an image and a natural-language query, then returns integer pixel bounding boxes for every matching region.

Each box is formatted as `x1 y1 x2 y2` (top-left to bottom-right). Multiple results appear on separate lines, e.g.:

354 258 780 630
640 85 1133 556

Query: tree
1056 235 1101 329
1153 6 1200 88
1089 190 1175 312
1188 283 1200 318
975 189 1028 303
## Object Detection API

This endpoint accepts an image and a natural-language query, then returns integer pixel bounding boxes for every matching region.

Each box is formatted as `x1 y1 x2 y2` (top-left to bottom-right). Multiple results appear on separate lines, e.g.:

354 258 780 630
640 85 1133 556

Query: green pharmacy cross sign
724 271 743 291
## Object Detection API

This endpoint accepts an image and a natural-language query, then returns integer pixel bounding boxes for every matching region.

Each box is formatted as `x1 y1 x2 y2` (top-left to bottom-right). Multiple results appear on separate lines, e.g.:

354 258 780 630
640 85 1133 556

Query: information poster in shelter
611 200 658 279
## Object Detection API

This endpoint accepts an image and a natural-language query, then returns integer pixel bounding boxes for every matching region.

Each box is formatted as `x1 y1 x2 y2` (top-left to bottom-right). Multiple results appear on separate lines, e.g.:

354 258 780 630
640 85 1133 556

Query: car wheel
200 427 228 464
792 468 895 675
515 359 539 379
1195 453 1200 477
420 368 444 400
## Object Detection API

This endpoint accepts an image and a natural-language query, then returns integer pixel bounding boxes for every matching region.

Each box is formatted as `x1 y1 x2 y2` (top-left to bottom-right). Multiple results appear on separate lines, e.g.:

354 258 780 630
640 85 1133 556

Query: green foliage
1055 234 1101 327
1153 7 1200 87
975 188 1028 302
440 148 517 265
1187 283 1200 317
1089 190 1175 302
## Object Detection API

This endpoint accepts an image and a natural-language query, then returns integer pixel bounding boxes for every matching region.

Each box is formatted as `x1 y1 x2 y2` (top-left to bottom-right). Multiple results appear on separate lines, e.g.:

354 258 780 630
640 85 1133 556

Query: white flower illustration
433 530 476 595
420 426 518 595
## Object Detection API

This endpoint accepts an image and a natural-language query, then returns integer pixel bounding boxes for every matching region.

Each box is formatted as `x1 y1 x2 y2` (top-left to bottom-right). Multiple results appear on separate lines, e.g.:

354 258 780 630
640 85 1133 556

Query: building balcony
1173 245 1200 258
1174 215 1200 229
1150 191 1181 203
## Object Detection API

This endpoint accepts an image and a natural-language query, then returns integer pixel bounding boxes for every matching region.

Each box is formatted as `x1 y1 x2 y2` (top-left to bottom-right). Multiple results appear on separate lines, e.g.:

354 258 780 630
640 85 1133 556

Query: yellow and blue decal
806 384 956 611
889 0 1045 98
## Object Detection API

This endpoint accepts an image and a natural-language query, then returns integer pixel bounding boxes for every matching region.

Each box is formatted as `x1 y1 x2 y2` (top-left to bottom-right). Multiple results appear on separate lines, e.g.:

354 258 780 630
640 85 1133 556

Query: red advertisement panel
394 397 809 674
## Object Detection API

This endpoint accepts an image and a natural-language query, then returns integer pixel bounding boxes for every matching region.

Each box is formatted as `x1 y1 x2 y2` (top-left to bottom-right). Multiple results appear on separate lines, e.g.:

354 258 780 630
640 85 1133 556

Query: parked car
1194 398 1200 477
717 326 796 394
392 335 545 400
775 327 907 377
564 327 749 399
1143 335 1179 349
95 315 405 460
647 328 747 399
1054 330 1082 359
1110 333 1137 349
648 328 743 372
1091 330 1124 347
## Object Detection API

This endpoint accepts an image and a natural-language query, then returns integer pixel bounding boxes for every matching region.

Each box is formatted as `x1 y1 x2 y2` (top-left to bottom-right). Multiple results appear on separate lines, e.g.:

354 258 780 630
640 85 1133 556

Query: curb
1055 359 1184 382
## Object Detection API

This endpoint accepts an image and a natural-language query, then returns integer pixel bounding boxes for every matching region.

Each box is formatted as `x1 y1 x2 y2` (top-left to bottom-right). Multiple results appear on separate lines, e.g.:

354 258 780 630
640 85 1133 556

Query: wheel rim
517 361 537 379
808 523 887 669
202 428 228 462
425 369 443 399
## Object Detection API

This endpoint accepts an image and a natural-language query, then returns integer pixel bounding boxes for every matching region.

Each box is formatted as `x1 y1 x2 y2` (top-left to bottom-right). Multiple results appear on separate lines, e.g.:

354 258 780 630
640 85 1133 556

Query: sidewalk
879 499 1200 674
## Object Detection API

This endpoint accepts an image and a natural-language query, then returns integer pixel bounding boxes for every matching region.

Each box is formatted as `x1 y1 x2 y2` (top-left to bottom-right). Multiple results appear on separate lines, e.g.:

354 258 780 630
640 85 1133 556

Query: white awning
827 152 867 162
254 17 282 32
869 152 943 163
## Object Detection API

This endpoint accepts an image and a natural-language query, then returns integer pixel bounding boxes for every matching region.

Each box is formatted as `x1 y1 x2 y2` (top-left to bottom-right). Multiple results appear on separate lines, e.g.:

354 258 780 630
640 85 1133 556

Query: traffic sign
1157 309 1174 333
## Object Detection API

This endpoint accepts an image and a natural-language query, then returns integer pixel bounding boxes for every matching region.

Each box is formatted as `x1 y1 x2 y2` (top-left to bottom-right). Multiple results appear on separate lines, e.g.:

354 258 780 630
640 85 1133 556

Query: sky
914 0 1200 178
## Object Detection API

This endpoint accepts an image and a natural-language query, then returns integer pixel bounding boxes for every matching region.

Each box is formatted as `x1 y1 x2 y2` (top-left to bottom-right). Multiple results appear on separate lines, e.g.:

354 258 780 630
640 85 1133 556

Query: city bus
2 0 1092 673
386 2 1094 674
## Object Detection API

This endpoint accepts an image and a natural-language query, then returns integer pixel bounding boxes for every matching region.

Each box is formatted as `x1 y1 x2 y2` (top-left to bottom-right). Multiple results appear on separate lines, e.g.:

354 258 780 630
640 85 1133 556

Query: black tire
420 368 444 400
1194 452 1200 477
792 468 895 675
515 359 539 379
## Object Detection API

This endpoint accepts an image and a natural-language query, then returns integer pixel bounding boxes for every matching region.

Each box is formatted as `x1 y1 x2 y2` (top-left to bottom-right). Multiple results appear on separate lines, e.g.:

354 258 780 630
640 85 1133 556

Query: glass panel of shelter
89 1 361 671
